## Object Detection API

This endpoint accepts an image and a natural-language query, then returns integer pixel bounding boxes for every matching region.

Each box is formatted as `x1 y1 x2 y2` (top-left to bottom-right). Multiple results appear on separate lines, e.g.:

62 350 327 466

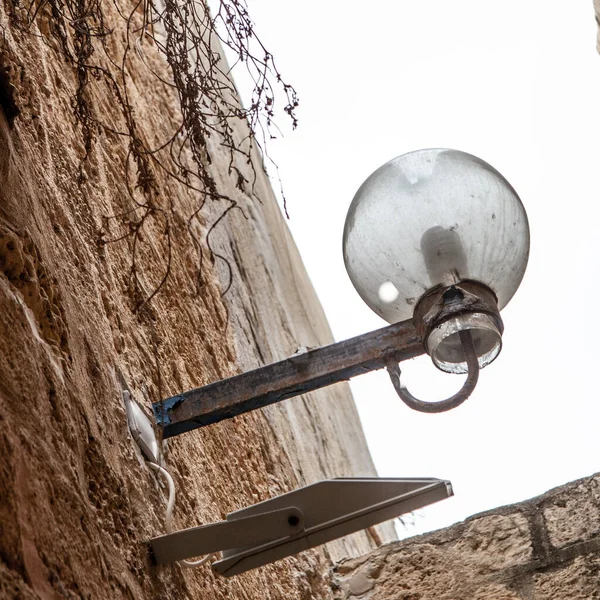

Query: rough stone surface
595 0 600 52
333 473 600 600
544 476 600 548
534 555 600 600
450 513 532 573
0 2 388 599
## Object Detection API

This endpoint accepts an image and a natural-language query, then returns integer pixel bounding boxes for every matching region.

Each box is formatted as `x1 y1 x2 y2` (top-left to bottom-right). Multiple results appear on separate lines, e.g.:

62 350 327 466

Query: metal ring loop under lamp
386 329 480 413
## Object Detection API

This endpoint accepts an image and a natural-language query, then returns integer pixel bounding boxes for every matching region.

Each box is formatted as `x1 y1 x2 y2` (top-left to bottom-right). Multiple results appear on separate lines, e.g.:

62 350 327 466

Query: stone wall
0 1 387 598
333 473 600 599
595 0 600 51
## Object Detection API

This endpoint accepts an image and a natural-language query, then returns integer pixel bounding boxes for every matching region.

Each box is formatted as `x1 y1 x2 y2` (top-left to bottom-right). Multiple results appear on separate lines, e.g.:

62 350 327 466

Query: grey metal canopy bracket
153 318 425 438
149 477 453 577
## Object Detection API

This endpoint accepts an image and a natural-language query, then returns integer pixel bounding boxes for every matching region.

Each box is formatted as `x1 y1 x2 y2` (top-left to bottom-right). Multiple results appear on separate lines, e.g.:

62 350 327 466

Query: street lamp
153 148 529 438
344 148 529 411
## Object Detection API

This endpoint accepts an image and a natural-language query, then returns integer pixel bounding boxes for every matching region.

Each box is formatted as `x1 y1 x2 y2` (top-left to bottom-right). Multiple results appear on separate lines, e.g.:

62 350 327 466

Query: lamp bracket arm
153 318 424 438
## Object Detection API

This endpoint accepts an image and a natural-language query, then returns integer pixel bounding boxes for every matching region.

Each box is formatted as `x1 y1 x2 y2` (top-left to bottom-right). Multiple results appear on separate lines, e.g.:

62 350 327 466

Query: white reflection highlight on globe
378 281 400 304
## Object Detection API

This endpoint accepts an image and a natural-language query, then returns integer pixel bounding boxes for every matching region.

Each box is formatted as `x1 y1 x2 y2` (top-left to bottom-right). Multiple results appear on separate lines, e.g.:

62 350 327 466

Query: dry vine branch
5 0 298 309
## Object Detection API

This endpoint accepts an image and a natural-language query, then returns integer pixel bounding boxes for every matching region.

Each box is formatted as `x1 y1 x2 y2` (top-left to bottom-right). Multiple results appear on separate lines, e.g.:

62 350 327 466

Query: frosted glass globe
343 148 530 325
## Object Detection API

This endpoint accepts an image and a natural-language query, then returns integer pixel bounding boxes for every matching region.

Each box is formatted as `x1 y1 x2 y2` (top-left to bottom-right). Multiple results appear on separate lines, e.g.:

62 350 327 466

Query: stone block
534 554 600 599
544 475 600 548
449 512 532 573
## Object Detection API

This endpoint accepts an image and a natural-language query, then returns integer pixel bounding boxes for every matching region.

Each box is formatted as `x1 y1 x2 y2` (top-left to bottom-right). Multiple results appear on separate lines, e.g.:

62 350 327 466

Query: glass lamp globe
343 148 530 374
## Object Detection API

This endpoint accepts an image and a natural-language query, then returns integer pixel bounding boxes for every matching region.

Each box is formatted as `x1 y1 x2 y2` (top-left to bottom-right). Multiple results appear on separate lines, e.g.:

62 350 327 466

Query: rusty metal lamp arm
153 317 427 439
152 282 500 439
386 330 480 414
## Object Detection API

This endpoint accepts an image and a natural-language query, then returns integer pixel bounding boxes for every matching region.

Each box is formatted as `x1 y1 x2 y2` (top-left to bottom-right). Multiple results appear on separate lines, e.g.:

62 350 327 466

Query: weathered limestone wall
0 2 386 599
333 473 600 599
595 0 600 51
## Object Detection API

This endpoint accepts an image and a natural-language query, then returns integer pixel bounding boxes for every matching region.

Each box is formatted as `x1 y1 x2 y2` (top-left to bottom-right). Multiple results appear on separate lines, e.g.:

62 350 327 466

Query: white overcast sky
221 1 600 536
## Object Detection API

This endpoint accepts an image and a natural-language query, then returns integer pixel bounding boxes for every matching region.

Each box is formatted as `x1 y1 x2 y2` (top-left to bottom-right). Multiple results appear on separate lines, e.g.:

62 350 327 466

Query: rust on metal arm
153 318 424 438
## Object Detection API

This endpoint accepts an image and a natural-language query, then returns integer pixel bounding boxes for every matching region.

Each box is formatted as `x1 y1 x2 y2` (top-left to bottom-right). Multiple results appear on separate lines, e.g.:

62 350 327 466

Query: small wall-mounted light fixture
150 477 453 576
153 148 530 438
